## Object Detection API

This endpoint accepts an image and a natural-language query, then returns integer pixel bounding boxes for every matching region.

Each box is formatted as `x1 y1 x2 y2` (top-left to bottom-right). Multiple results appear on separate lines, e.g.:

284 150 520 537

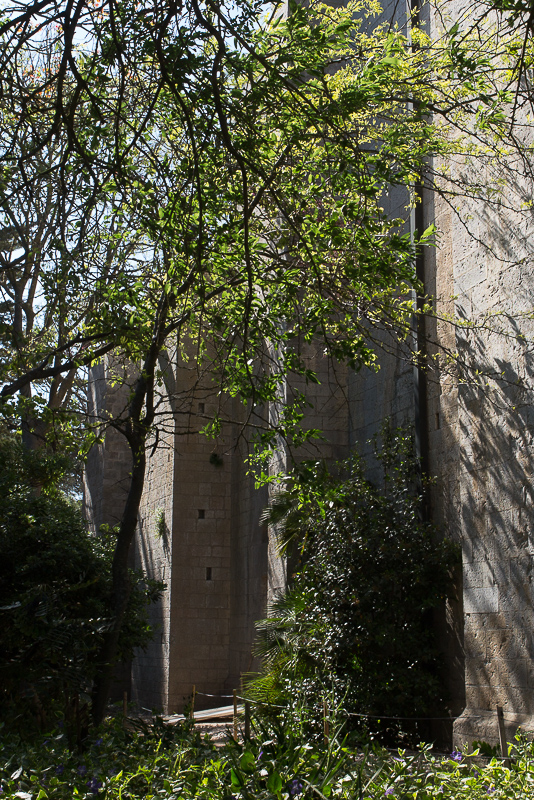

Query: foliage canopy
0 0 525 427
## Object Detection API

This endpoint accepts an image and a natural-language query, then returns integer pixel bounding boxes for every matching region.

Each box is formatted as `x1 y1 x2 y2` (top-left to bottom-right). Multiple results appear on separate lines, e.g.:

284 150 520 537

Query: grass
1 709 533 799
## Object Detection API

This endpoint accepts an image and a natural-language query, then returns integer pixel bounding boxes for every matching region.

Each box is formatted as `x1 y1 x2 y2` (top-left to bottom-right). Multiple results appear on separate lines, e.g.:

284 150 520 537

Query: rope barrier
191 690 467 722
343 711 464 721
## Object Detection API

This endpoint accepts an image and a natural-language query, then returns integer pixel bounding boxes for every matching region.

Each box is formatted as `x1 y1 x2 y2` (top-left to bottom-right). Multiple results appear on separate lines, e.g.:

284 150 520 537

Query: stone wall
84 360 132 534
129 344 358 713
84 359 139 700
425 0 534 746
131 386 175 712
130 352 269 712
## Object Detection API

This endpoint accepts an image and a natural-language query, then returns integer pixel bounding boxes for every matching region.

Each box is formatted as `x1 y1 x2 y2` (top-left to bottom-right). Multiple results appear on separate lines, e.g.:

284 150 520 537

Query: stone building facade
85 0 534 747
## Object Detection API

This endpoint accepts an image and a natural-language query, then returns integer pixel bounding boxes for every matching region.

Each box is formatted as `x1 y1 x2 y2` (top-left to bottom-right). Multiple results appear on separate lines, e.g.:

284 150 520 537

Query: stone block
463 560 495 588
464 585 499 614
463 627 486 659
205 593 229 609
465 683 534 716
498 585 528 614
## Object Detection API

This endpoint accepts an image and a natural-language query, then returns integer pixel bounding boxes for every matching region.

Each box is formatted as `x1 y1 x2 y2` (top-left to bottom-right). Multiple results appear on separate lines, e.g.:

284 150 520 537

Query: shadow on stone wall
422 154 534 742
455 338 534 720
131 513 169 713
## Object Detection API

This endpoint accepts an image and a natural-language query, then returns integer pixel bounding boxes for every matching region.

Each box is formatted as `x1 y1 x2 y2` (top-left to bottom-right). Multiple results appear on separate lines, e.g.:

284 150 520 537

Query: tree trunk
90 431 147 725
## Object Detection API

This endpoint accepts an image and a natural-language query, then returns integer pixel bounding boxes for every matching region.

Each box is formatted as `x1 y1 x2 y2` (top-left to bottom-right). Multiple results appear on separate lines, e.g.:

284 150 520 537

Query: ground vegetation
0 710 533 799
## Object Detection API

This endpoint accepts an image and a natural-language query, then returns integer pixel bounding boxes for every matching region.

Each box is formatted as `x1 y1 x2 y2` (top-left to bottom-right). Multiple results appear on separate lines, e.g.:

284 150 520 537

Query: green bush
250 424 459 741
0 708 533 800
0 435 163 735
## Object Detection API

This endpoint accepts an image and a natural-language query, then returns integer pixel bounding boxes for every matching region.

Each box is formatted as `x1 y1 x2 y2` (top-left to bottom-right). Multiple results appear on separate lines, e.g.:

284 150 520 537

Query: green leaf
239 751 256 772
420 223 437 241
230 768 242 788
267 771 283 794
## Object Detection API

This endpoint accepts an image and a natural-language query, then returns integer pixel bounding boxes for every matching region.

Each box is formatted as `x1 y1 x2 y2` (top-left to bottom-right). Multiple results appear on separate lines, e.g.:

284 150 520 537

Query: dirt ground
121 705 237 747
193 721 234 746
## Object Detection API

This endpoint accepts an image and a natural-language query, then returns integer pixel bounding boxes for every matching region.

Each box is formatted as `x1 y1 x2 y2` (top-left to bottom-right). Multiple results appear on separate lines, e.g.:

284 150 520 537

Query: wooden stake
123 691 128 718
240 673 251 740
245 701 251 741
75 693 81 750
323 699 329 749
191 685 196 722
233 688 238 741
496 706 510 767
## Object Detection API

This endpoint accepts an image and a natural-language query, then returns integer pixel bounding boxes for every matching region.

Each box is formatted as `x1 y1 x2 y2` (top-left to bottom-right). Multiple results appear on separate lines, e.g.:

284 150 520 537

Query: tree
0 0 528 723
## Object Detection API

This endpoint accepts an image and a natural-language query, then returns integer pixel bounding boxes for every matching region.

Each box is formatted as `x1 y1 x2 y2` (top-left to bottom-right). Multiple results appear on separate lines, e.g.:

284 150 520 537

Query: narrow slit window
198 402 205 413
198 509 205 519
206 567 212 581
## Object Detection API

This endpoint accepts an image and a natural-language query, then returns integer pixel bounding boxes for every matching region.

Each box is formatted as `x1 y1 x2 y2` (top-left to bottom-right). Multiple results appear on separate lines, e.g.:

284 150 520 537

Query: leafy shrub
250 424 459 742
0 435 164 735
0 708 533 800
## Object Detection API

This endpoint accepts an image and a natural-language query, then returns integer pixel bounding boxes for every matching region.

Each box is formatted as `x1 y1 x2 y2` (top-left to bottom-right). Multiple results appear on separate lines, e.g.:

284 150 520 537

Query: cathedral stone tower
86 344 352 713
85 0 534 747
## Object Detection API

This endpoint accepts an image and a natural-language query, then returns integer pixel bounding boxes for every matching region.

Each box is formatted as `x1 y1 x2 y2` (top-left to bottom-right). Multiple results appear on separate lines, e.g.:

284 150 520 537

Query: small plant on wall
249 423 459 743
